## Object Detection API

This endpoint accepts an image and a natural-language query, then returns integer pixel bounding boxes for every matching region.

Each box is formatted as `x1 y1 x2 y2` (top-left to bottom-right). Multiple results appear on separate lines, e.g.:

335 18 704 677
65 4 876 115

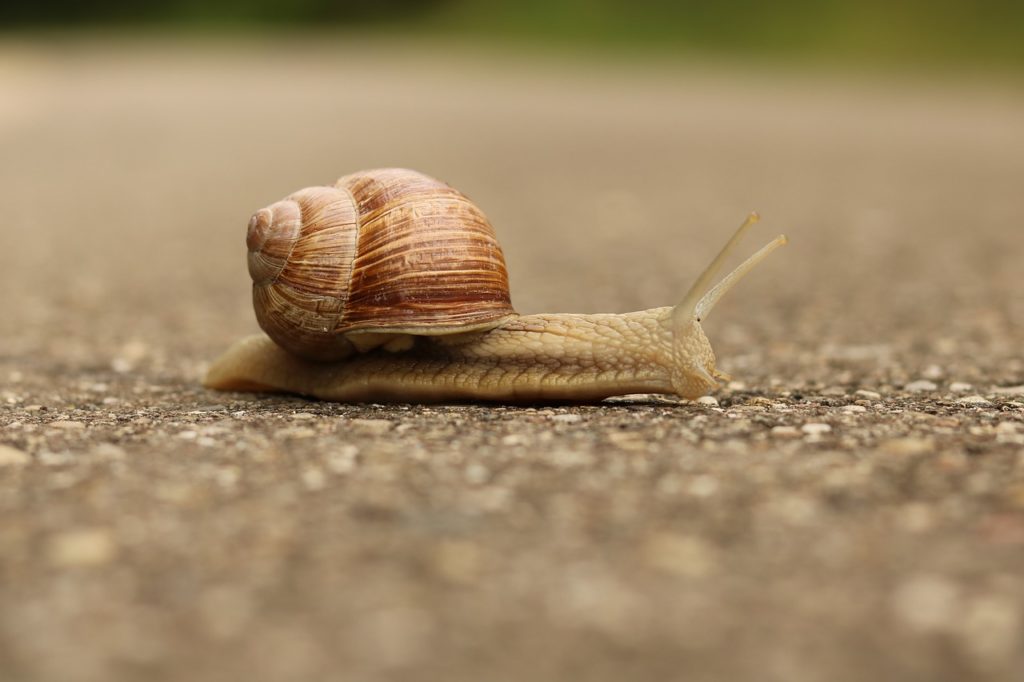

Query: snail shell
247 168 516 361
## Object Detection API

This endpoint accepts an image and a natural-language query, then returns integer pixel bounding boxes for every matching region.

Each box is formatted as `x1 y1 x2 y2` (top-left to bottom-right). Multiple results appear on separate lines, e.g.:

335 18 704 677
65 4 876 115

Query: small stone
999 481 1024 507
177 430 198 440
291 412 316 420
606 431 647 451
949 381 973 392
37 450 76 466
464 463 489 484
111 340 149 373
991 385 1024 396
841 405 867 413
550 414 582 424
198 587 254 640
346 418 393 434
501 434 526 446
777 495 819 525
550 448 594 469
996 431 1024 445
771 425 801 439
356 607 433 667
801 423 832 435
50 420 85 430
959 595 1022 667
643 533 717 578
898 503 934 533
433 540 482 584
922 364 944 380
905 380 938 392
47 528 117 567
24 404 44 412
892 573 960 633
957 395 992 407
688 475 719 498
91 443 126 461
0 444 31 466
695 396 719 407
216 466 240 489
275 426 316 439
301 467 326 490
855 389 881 400
882 437 933 456
155 482 192 504
325 444 359 474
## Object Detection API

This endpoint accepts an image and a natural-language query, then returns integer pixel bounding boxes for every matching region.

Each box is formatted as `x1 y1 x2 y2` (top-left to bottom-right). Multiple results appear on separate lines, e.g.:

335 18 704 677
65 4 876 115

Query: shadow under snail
204 168 786 403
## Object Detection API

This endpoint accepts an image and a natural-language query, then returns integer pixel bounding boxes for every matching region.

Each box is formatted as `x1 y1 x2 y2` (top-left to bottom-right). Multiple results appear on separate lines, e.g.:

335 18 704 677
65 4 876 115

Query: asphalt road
1 39 1023 682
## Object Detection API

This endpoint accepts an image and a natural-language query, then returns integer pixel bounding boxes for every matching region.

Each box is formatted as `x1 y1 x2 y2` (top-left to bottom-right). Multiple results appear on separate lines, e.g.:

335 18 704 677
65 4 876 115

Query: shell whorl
247 198 299 285
248 169 516 362
249 186 359 361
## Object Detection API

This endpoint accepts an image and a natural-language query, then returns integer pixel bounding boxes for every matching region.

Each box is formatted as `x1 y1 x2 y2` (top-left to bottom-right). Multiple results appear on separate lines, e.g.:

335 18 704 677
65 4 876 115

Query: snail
204 168 786 403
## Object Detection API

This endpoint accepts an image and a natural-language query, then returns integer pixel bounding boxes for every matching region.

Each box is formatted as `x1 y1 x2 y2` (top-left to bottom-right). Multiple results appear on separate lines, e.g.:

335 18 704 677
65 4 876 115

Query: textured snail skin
203 308 720 403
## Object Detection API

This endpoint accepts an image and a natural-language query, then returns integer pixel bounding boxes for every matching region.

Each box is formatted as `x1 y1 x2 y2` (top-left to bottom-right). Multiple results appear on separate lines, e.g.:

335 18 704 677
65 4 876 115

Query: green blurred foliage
439 0 1024 63
3 0 1022 67
0 0 446 25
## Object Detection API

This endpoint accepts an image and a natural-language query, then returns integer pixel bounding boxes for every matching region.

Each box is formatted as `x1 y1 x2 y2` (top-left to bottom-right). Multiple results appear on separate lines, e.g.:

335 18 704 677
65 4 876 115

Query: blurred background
2 0 1021 357
2 4 1024 682
3 0 1024 70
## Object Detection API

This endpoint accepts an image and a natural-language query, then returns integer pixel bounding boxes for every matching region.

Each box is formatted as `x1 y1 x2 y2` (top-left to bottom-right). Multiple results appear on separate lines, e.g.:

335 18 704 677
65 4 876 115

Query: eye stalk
665 213 787 398
672 212 787 328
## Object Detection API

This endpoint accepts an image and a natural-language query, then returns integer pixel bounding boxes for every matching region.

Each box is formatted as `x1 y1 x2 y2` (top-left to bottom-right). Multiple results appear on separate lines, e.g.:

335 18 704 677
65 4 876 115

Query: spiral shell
248 168 516 361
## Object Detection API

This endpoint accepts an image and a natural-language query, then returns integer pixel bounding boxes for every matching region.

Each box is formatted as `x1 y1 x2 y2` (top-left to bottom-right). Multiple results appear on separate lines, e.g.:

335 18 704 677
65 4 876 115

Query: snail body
205 168 786 403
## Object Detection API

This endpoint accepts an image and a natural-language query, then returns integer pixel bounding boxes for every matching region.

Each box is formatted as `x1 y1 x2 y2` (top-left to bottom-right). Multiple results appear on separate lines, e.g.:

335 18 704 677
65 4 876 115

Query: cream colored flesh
203 309 718 403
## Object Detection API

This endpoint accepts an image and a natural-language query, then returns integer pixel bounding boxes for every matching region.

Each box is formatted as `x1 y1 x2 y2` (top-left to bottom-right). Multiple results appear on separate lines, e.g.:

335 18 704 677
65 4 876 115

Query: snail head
668 212 788 398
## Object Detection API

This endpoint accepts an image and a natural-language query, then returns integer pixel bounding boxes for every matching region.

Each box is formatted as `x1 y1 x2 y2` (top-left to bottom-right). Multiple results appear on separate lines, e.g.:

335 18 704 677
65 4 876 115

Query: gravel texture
1 39 1023 682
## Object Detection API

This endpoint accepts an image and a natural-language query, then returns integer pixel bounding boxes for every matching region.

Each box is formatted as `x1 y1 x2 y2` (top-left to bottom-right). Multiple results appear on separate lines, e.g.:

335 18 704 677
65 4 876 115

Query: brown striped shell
247 168 516 361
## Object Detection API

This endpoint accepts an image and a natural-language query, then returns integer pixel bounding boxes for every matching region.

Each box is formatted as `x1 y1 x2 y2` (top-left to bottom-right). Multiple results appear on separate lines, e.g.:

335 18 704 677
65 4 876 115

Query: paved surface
1 39 1023 681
